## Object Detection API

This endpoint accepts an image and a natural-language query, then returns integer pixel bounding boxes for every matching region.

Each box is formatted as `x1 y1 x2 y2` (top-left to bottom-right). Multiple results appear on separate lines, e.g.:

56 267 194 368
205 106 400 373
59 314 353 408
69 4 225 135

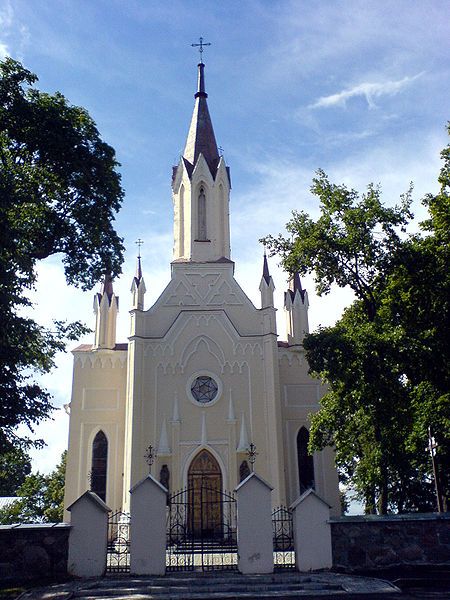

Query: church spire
131 240 146 310
262 251 271 285
171 57 231 263
284 272 309 345
183 62 220 177
259 251 275 309
288 271 306 303
93 273 119 349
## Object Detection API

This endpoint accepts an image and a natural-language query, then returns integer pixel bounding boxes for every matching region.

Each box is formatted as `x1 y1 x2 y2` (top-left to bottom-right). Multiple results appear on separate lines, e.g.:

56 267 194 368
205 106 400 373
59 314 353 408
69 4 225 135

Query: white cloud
0 41 8 58
0 0 13 28
311 74 423 109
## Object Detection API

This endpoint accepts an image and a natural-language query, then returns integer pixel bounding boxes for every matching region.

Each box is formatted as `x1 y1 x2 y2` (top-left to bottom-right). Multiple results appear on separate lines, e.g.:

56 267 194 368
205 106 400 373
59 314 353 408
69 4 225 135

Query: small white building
63 61 340 524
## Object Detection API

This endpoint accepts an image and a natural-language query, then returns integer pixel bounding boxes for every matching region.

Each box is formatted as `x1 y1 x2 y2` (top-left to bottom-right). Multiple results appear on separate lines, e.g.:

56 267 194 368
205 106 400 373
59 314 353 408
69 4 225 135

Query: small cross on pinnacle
135 238 144 258
191 36 211 64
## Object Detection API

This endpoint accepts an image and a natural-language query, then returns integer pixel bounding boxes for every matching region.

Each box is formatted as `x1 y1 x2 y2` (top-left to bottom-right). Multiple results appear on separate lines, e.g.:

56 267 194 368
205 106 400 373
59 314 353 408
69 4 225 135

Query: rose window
190 376 218 403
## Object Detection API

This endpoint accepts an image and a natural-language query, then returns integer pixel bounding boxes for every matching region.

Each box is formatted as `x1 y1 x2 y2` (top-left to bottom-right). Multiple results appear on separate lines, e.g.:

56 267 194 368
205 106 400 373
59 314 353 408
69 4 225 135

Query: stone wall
330 513 450 571
0 523 70 581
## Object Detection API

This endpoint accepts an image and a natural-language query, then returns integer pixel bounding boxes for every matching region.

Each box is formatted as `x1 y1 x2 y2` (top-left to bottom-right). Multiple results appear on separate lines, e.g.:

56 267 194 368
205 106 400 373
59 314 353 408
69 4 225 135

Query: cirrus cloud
311 73 424 110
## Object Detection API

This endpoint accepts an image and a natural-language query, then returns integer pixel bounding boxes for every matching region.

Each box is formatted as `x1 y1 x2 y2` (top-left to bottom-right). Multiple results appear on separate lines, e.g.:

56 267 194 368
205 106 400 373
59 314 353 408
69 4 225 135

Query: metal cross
144 444 157 473
246 442 258 472
135 238 144 258
191 37 211 63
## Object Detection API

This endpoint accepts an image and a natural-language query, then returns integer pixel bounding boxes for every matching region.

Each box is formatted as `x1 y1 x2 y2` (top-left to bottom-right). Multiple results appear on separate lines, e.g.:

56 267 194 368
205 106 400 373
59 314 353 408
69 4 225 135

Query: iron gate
272 505 295 570
106 510 130 573
166 483 237 571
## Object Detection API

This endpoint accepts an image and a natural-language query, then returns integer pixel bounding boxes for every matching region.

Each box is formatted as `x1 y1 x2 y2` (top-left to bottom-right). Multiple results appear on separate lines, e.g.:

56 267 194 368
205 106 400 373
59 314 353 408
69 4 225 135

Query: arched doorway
187 449 222 538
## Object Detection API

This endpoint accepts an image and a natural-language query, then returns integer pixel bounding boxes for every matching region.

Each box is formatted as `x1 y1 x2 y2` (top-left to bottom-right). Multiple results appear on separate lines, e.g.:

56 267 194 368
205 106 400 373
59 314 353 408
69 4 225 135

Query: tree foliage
264 125 450 513
0 58 124 452
0 445 32 496
0 451 66 524
264 169 413 320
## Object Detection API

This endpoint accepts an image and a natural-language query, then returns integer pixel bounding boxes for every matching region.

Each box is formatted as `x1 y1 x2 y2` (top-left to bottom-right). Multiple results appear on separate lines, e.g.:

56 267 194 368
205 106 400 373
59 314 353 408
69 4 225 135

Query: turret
131 254 146 310
284 272 309 345
259 252 275 308
171 61 231 263
93 273 119 349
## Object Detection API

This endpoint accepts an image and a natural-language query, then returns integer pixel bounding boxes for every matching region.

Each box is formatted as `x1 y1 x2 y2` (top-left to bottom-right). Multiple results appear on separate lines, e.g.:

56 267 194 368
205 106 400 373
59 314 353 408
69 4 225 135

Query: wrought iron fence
106 510 130 573
166 485 238 572
272 505 295 570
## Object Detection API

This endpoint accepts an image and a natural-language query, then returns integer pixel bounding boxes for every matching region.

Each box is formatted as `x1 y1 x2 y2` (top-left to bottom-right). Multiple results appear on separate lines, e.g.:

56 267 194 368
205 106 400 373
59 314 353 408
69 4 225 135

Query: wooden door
187 450 223 538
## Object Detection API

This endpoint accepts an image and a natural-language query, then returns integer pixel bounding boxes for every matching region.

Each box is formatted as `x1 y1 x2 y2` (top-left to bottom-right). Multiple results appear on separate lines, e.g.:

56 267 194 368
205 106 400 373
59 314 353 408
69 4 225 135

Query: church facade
63 62 340 521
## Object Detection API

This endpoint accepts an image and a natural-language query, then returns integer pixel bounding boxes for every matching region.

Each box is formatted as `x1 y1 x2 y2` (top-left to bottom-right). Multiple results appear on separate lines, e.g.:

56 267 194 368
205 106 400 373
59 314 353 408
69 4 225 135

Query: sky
1 0 449 477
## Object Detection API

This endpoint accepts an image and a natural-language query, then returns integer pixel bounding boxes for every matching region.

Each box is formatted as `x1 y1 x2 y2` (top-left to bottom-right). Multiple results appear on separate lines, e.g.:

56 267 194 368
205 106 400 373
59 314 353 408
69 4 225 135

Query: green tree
263 168 413 321
0 57 124 452
0 445 32 496
0 451 66 524
264 126 449 513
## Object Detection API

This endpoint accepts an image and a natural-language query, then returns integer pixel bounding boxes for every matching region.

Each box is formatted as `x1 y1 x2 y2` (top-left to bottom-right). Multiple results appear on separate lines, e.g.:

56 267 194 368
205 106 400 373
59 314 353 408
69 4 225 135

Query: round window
190 375 219 404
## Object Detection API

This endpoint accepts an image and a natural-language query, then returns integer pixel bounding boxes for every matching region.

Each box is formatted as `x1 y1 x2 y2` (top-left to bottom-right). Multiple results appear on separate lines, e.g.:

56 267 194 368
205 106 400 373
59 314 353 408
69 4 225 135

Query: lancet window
91 430 108 501
297 426 315 495
197 186 207 240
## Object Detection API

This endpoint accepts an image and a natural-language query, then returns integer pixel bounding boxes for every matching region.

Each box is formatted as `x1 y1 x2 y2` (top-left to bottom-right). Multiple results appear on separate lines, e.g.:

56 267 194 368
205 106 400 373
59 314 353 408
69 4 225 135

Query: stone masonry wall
0 523 70 581
330 513 450 571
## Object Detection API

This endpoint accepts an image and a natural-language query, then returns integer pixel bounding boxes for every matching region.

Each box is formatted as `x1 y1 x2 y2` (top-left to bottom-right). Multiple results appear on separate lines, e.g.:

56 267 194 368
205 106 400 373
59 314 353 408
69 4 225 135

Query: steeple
284 272 309 345
93 273 119 349
287 271 306 303
259 251 275 308
183 63 220 177
171 60 231 263
131 254 146 310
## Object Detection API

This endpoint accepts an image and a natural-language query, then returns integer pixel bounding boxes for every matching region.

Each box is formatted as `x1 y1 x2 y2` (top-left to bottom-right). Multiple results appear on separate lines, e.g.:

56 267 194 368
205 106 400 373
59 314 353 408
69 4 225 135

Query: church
63 59 340 522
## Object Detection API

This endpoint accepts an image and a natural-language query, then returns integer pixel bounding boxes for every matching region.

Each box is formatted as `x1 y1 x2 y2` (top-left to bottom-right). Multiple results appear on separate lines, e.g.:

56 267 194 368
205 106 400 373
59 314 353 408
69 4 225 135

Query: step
21 573 401 600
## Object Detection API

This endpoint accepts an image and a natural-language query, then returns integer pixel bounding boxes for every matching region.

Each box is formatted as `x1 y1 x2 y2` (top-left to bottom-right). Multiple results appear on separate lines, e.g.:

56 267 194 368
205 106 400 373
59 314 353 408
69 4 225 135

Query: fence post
129 474 167 575
235 472 273 574
290 489 332 571
67 491 110 577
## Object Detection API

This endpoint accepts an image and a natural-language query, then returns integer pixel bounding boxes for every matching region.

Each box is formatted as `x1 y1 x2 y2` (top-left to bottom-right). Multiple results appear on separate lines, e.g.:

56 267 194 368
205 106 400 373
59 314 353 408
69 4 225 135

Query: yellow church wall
278 348 341 516
63 348 127 521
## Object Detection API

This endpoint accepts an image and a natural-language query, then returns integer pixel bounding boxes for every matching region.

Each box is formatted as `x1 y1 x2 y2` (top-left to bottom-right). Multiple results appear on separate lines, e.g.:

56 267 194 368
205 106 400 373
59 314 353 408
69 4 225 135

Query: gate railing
106 510 130 573
166 485 237 572
272 505 295 570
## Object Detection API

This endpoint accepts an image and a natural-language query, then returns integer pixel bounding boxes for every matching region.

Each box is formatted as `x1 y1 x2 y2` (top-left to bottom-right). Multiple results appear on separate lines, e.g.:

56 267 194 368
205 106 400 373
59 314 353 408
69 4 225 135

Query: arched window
91 430 108 501
198 187 207 240
297 427 315 495
239 460 251 482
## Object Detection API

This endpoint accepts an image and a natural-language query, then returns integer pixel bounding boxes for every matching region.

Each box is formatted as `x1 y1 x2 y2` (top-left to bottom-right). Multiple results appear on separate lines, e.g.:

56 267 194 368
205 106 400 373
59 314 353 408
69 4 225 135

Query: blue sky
1 0 449 476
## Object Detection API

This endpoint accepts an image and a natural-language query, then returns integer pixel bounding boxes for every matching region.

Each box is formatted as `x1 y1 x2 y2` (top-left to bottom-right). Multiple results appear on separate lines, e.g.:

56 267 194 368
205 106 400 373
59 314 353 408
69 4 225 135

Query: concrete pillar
129 474 167 575
67 491 110 578
235 472 273 574
290 489 332 571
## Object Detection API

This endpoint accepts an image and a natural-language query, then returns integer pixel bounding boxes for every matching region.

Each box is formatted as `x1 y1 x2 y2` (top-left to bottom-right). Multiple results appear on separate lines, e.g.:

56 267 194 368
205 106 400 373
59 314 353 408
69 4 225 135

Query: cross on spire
135 238 144 258
191 36 211 64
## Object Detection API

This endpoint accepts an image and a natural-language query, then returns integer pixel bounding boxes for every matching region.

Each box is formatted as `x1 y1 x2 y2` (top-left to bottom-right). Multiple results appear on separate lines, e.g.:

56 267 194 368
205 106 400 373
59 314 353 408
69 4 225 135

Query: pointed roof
288 272 306 303
133 255 143 288
101 272 114 299
183 62 220 177
262 252 271 285
97 272 118 307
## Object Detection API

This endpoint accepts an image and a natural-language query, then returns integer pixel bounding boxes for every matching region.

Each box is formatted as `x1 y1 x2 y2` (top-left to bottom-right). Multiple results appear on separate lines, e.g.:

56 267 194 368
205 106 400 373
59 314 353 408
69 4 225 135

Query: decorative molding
75 352 127 369
180 335 226 369
184 273 221 300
